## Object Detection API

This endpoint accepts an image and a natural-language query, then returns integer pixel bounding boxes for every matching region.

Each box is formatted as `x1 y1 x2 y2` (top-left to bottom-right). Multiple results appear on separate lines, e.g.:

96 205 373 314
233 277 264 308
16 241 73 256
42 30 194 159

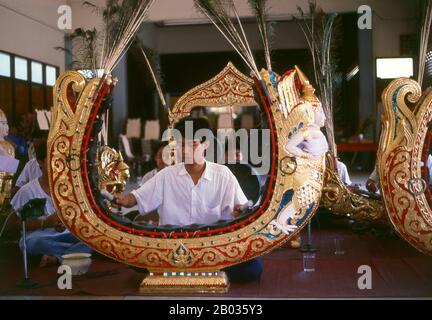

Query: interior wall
0 0 66 71
0 0 417 140
154 21 307 54
147 0 416 59
0 0 417 70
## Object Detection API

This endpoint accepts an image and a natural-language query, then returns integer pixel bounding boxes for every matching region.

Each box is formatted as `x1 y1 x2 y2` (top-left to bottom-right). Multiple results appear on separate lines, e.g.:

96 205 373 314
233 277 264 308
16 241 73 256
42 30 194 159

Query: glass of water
303 253 316 272
334 238 345 255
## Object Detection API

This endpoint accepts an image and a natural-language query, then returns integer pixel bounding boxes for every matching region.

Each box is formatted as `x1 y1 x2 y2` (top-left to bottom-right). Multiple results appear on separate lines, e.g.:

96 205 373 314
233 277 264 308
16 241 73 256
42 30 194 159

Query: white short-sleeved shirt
11 178 65 245
139 168 158 186
425 155 432 183
369 166 380 186
131 161 248 226
337 160 352 186
11 178 55 217
16 158 42 188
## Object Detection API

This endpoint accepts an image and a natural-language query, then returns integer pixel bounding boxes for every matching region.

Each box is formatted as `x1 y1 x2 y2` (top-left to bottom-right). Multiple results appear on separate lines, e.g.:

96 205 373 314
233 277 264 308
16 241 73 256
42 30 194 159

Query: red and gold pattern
378 77 432 255
169 62 257 125
48 65 326 292
321 154 388 224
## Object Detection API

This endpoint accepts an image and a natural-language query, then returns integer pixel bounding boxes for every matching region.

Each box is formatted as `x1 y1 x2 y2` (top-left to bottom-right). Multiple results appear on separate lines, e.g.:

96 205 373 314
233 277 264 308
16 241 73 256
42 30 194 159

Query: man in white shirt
15 158 42 188
116 117 248 226
366 166 380 193
336 160 352 186
116 117 261 282
11 143 92 267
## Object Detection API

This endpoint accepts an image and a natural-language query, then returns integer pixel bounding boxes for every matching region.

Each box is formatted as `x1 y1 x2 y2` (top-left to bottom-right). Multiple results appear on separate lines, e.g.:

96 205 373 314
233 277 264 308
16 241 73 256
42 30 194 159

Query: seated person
336 160 352 186
10 143 92 267
139 141 169 186
27 130 49 160
116 117 262 282
427 154 432 187
6 126 28 158
15 157 42 189
133 141 170 225
366 166 380 193
12 131 48 196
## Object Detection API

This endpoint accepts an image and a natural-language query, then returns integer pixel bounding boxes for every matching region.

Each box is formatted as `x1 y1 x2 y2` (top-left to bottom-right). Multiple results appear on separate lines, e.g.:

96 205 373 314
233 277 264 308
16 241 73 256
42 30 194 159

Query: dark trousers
224 258 263 283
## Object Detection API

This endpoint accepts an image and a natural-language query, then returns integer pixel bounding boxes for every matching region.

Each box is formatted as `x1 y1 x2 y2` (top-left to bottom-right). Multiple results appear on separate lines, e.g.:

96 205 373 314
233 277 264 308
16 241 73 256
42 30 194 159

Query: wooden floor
1 214 432 299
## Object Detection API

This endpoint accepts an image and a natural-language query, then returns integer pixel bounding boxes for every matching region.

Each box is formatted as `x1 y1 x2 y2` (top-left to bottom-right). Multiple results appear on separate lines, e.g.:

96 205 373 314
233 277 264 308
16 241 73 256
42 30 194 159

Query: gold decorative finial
295 65 310 85
295 66 320 105
98 146 130 194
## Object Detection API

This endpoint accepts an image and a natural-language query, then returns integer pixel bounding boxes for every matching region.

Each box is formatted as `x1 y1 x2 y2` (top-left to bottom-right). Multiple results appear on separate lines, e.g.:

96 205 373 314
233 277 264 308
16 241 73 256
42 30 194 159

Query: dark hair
35 142 47 161
152 140 169 159
32 130 49 140
174 117 211 142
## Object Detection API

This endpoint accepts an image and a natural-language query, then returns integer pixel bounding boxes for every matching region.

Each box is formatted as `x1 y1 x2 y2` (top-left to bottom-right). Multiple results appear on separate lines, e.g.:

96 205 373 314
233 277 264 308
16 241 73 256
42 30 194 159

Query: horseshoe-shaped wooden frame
378 78 432 255
48 65 326 293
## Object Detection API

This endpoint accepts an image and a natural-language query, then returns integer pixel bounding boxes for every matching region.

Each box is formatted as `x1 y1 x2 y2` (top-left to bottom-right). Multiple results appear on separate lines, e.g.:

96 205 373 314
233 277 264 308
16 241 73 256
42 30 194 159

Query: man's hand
54 220 66 233
231 203 249 218
45 214 65 232
366 179 378 193
231 204 243 218
114 194 137 208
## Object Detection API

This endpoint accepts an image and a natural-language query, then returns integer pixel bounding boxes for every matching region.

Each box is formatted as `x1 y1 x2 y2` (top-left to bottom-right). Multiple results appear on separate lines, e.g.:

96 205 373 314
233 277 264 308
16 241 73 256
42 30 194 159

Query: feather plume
194 0 261 79
418 0 432 88
99 0 155 74
294 1 339 157
247 0 274 71
138 44 167 109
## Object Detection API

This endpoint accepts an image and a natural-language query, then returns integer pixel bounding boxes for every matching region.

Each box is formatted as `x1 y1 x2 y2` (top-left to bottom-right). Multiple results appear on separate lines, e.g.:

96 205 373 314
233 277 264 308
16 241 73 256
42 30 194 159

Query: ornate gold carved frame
48 63 326 293
378 78 432 255
321 154 388 224
170 63 386 225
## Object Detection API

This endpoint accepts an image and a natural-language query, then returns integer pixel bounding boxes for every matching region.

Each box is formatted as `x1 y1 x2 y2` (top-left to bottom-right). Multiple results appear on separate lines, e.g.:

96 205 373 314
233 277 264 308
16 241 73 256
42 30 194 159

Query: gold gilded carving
321 154 388 224
48 66 326 293
171 242 193 267
169 62 257 125
98 146 130 194
378 77 432 255
140 272 229 294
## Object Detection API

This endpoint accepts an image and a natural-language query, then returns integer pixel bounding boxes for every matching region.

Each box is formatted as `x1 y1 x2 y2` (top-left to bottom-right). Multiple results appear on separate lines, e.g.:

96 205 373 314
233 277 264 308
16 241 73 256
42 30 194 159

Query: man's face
0 120 9 138
181 138 209 165
155 146 168 171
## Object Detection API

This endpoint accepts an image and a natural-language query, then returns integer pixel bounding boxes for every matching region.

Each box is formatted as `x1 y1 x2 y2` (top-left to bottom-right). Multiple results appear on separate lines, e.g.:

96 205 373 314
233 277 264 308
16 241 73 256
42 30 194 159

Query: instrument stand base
140 271 229 294
16 278 38 289
300 244 317 253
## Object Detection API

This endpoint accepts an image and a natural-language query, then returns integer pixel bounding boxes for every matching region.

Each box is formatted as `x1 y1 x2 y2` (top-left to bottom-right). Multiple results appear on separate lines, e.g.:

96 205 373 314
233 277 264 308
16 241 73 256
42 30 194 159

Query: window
46 65 57 86
0 53 11 77
14 57 28 81
31 61 43 84
376 58 414 79
0 51 60 125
